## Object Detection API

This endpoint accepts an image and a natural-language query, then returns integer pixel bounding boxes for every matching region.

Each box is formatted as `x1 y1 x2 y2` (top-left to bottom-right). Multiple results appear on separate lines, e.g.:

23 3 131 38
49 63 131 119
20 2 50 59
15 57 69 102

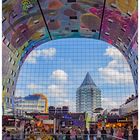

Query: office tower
76 72 101 116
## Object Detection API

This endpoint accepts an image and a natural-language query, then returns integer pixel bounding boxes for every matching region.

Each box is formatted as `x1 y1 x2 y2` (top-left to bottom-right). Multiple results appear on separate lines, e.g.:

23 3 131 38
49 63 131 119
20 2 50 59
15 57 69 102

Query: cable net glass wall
15 38 135 114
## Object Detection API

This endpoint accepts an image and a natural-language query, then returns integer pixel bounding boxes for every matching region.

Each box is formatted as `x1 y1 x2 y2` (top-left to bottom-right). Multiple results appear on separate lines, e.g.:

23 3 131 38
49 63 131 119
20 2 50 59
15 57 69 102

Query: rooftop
80 72 97 87
24 95 41 100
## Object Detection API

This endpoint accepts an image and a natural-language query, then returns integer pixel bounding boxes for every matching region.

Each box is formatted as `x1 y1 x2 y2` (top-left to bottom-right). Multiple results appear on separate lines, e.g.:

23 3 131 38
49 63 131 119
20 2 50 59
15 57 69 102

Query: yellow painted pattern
107 0 137 13
34 94 48 113
117 0 137 13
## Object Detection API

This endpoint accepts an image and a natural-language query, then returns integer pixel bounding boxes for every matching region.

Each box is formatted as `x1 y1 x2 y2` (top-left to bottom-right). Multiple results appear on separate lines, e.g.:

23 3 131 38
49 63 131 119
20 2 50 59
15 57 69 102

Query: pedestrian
62 131 66 140
128 127 132 140
2 126 6 133
97 129 101 140
55 130 59 140
27 125 31 135
123 127 129 140
2 126 7 140
101 127 107 140
31 131 36 140
11 135 16 140
84 128 88 140
89 127 95 140
66 130 70 140
36 135 41 140
58 131 63 140
4 131 11 140
113 127 116 136
70 128 76 140
110 127 114 136
132 126 138 140
77 128 82 140
116 128 123 139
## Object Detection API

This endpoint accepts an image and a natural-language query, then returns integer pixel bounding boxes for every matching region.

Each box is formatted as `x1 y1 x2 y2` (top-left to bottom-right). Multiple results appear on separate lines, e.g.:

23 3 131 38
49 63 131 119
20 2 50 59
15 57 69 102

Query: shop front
58 113 86 131
97 113 133 129
119 97 138 127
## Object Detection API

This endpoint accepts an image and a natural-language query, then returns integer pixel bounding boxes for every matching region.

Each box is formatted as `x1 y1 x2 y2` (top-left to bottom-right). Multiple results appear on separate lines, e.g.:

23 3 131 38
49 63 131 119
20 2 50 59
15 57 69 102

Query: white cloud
26 56 37 64
99 47 133 84
27 83 44 89
101 97 118 109
104 47 123 60
47 85 67 97
56 99 76 112
52 70 68 81
26 48 56 64
101 94 132 110
15 89 25 97
99 67 133 84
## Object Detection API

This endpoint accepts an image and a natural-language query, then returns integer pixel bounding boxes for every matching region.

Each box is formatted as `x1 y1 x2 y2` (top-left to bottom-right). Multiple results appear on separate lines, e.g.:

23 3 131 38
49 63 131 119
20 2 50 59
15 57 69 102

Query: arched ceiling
2 0 138 111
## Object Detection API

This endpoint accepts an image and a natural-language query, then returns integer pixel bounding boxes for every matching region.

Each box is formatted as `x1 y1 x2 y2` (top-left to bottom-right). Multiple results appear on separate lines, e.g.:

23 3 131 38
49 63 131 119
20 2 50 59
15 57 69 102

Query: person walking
97 129 101 140
101 127 107 140
123 127 129 140
4 131 11 140
110 127 114 136
70 128 76 140
66 130 70 140
2 126 6 133
58 131 63 140
116 128 123 139
89 128 95 140
2 126 7 140
132 126 138 140
55 130 59 140
77 128 82 140
36 135 41 140
84 128 89 140
128 127 132 140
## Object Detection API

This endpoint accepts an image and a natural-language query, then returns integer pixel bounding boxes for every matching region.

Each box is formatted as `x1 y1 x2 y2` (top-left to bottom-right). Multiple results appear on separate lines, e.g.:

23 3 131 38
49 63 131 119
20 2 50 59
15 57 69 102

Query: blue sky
15 38 135 111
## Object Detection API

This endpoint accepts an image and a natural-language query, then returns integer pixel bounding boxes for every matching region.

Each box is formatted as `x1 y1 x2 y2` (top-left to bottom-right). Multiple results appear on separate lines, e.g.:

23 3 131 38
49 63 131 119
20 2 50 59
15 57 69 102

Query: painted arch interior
2 0 138 111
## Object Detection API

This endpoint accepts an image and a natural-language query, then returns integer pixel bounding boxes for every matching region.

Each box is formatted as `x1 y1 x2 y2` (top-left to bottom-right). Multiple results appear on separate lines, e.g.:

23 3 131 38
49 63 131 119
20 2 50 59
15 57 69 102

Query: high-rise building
76 72 101 116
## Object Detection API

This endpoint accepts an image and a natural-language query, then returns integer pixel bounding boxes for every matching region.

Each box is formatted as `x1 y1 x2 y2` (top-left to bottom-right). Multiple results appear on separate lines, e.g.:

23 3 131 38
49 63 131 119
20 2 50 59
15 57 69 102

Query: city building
119 95 138 127
96 96 138 128
15 94 48 116
76 72 101 117
110 108 119 116
49 106 69 114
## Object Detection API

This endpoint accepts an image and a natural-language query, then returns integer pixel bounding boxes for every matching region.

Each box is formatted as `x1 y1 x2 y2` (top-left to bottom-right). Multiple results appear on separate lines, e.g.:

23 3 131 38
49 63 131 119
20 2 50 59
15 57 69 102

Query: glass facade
76 72 101 116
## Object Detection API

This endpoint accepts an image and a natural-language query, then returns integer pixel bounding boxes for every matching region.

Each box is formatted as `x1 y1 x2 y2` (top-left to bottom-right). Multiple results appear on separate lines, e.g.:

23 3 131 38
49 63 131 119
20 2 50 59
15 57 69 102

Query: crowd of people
2 121 138 140
53 126 138 140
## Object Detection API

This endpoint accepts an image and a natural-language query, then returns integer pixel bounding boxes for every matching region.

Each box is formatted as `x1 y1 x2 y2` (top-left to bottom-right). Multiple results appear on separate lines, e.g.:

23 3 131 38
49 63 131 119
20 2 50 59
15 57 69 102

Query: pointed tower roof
80 72 96 87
